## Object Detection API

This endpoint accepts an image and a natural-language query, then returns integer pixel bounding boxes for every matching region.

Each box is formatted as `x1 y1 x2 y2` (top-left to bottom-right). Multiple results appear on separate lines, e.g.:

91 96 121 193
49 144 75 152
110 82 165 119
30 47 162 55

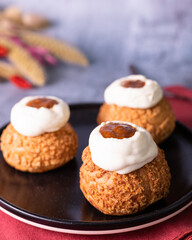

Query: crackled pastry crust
80 146 171 216
1 123 78 173
97 97 175 144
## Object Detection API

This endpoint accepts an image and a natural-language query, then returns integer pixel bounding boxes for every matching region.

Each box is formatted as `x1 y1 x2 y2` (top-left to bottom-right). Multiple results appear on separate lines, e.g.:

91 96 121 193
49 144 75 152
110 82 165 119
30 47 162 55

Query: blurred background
0 0 192 124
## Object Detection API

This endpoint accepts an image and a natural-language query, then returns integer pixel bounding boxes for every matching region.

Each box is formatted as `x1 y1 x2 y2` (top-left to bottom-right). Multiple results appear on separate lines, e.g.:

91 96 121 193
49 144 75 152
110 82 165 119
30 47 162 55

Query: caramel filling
26 98 58 109
100 122 136 139
121 80 145 88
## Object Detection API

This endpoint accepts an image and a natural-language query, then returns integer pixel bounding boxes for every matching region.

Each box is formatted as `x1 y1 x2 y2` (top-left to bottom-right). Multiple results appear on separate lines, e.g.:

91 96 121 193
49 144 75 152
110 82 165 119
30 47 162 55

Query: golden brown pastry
80 121 171 215
97 97 175 144
1 96 78 172
97 75 175 144
1 123 78 173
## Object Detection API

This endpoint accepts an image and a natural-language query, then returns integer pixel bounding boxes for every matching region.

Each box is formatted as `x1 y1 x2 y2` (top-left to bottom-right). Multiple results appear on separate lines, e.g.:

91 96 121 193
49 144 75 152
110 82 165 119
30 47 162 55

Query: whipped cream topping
11 96 70 137
89 121 158 174
104 75 163 109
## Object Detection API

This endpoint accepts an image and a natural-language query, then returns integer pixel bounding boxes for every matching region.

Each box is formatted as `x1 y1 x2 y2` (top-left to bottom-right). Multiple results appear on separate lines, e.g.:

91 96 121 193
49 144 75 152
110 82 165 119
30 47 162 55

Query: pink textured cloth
0 85 192 240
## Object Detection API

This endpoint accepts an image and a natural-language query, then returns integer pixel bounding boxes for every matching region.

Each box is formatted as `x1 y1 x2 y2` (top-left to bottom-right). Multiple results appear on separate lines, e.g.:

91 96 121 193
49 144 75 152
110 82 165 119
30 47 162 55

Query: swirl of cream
11 96 70 137
89 121 158 174
104 75 163 109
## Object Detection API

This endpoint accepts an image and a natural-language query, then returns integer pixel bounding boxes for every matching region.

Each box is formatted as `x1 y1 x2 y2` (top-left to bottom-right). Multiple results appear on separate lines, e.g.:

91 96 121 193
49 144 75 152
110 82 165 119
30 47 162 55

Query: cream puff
80 121 171 215
1 96 78 173
97 75 175 144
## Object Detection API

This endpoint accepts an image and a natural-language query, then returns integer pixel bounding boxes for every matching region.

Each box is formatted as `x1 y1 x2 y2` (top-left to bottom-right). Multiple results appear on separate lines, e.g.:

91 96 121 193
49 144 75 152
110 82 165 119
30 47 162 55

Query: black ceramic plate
0 103 192 235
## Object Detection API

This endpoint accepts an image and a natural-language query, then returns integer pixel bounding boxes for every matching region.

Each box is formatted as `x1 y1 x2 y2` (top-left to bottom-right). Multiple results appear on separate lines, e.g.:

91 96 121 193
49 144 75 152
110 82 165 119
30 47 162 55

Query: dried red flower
0 46 8 57
10 75 33 89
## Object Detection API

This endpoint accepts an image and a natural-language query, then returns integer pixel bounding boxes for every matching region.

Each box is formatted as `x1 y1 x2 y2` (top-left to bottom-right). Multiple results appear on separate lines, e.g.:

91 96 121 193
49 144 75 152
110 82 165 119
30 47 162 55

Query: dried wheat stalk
20 31 89 66
8 47 46 86
0 37 46 86
0 37 16 49
0 61 20 79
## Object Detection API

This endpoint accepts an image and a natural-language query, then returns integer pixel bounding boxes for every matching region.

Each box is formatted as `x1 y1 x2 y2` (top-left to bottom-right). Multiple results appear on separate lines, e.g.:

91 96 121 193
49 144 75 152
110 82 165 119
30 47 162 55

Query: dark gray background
0 0 192 126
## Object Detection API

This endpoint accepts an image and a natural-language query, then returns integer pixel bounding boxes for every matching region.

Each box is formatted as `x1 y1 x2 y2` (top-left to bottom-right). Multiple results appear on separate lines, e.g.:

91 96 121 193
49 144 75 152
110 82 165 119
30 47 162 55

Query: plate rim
0 103 192 232
1 202 191 235
0 190 191 229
